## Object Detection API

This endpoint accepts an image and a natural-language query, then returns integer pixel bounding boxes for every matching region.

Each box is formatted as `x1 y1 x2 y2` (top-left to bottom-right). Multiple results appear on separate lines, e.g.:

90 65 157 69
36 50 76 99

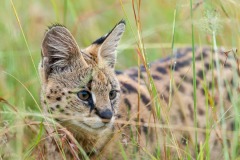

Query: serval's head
39 20 125 134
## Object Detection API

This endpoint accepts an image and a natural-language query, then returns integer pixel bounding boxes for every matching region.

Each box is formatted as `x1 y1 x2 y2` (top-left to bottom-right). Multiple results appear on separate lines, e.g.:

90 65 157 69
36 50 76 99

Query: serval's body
38 21 238 159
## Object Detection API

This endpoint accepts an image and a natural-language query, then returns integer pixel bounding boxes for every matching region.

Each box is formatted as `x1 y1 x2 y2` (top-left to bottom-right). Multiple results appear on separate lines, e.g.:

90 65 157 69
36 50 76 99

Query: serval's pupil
39 20 237 159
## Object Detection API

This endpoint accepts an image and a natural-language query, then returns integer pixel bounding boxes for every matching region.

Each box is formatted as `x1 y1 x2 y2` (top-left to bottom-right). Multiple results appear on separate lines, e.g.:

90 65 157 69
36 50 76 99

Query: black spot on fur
56 97 61 101
201 88 205 95
162 94 169 103
62 92 65 95
50 89 53 93
208 82 213 89
224 63 231 68
198 108 205 115
140 66 146 72
196 79 200 87
178 109 185 122
230 78 234 86
176 83 185 93
188 104 194 120
141 119 148 135
56 105 60 108
50 107 55 111
55 118 60 122
115 114 122 119
204 62 210 70
231 121 238 131
156 66 167 74
43 100 47 104
174 60 191 71
180 74 193 84
140 94 151 111
165 85 170 92
120 82 137 93
66 96 70 100
152 74 161 80
214 139 218 146
227 92 231 101
47 96 50 99
60 109 65 113
124 98 131 110
197 69 204 79
195 54 202 60
181 134 189 146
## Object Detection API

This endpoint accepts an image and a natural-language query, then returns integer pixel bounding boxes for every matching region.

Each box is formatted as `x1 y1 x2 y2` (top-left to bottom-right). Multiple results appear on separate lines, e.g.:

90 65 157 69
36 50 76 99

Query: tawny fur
38 21 237 160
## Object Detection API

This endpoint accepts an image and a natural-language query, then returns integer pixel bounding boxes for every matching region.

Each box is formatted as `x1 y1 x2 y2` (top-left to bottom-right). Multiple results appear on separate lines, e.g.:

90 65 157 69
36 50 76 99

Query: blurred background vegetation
0 0 239 158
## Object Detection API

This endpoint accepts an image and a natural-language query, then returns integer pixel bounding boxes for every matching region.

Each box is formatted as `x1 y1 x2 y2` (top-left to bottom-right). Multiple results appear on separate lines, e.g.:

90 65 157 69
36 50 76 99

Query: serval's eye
77 90 91 101
109 90 117 100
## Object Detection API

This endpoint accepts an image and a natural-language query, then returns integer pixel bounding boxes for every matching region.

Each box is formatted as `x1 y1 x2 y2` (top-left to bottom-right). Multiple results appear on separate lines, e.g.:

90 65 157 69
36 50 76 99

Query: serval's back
38 20 238 159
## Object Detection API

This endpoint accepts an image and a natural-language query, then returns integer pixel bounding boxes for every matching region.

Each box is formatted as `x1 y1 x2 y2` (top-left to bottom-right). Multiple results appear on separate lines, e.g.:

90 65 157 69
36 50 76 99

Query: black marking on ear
92 20 126 45
156 66 167 74
120 82 137 93
140 94 151 111
124 98 131 110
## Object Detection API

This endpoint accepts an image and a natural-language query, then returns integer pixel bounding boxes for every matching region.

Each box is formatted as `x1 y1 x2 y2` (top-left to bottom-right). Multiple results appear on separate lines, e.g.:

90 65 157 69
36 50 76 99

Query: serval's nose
98 109 113 122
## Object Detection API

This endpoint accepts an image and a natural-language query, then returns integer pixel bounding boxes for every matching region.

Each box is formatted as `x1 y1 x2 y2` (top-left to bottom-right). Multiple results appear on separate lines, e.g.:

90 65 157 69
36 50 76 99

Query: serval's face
39 21 125 133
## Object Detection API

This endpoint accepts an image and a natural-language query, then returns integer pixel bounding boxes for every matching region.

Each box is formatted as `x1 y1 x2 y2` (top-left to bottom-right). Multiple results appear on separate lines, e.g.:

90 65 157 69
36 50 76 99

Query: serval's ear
93 20 125 68
41 25 87 77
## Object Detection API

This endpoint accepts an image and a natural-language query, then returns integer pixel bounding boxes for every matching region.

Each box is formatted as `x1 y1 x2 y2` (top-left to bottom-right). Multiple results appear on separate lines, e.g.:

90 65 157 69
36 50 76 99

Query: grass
0 0 240 159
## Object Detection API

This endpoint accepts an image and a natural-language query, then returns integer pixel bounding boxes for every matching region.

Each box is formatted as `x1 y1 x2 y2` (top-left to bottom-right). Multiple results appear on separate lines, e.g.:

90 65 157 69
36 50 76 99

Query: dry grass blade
0 97 18 112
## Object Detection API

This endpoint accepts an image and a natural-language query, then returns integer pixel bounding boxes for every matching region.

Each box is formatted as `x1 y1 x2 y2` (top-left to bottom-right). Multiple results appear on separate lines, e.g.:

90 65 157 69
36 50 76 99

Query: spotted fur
38 21 238 159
